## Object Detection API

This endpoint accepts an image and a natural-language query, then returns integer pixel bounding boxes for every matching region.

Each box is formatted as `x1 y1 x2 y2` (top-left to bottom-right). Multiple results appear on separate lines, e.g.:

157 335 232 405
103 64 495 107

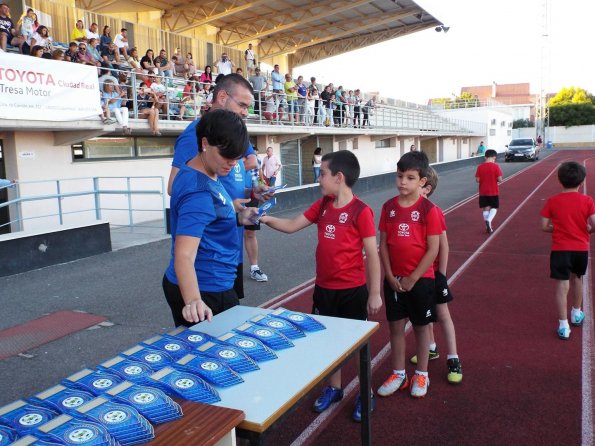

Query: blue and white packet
97 357 155 386
141 335 193 361
174 353 243 388
74 397 154 446
0 423 18 446
121 345 175 369
62 369 125 396
271 307 326 332
29 385 96 417
9 434 62 445
36 414 117 446
0 400 58 435
249 314 306 340
195 341 259 374
105 382 182 425
149 367 220 404
166 328 218 349
252 198 276 224
233 322 294 350
217 332 277 362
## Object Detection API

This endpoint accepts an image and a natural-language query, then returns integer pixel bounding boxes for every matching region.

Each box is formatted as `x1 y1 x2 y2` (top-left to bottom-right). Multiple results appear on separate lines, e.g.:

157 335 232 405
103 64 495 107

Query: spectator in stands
51 49 64 60
64 42 79 62
245 42 256 75
101 41 123 75
99 25 111 52
0 3 25 52
102 80 130 134
262 91 278 124
186 52 197 78
236 67 243 76
87 37 103 65
296 75 307 124
410 144 418 152
118 72 129 109
306 82 319 125
320 84 332 126
310 76 319 125
198 82 213 116
140 49 157 74
284 73 298 123
137 81 160 135
362 95 376 127
149 74 168 119
30 44 44 57
127 47 142 71
24 24 50 57
353 89 362 128
17 8 36 42
71 19 86 43
98 68 118 90
334 86 345 126
86 22 99 41
77 41 98 66
216 52 234 75
249 67 268 115
155 49 173 83
271 64 283 94
172 50 189 79
345 90 355 127
113 28 129 59
198 65 212 84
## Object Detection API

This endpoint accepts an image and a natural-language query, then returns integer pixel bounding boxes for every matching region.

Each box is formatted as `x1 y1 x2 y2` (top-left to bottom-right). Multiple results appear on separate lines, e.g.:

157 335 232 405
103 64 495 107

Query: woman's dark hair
145 49 153 57
214 73 225 84
30 45 44 56
196 109 248 160
102 25 110 35
204 65 211 72
36 25 48 37
314 147 322 155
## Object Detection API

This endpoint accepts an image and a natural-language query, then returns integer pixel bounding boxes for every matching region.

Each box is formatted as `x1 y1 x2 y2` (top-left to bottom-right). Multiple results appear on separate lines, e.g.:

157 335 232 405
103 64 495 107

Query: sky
294 0 594 105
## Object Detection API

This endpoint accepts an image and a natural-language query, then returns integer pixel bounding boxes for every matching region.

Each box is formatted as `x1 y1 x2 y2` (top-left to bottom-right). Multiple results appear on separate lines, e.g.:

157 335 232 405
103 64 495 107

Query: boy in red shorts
541 161 595 340
260 150 382 421
377 151 441 399
475 149 503 233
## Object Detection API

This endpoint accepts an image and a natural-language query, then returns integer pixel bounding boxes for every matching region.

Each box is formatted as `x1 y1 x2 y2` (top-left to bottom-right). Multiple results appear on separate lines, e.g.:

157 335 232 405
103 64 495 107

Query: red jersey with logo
540 191 595 251
304 195 376 289
379 196 442 278
433 206 447 272
475 162 503 196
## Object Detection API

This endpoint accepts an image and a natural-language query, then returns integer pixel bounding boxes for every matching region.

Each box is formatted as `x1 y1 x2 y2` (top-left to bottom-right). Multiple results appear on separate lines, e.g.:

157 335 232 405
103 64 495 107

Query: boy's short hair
397 151 430 179
424 167 439 197
195 109 248 159
484 149 497 158
558 161 586 188
321 150 360 187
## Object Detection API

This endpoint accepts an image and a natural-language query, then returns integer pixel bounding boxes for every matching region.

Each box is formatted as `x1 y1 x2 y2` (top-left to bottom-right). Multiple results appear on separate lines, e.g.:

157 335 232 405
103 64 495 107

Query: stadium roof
86 0 443 66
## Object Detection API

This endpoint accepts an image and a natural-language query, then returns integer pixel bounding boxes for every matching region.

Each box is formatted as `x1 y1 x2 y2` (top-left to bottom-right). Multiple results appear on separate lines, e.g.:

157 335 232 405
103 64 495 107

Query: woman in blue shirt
163 109 256 326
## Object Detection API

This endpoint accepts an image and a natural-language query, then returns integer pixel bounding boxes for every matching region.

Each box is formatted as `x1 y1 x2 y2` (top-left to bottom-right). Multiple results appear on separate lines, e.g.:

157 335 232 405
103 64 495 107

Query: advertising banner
0 51 102 121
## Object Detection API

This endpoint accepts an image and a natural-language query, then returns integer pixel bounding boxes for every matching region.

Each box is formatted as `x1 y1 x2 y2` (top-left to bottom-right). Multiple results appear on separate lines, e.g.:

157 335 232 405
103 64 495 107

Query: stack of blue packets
166 327 218 349
74 397 154 445
174 353 243 387
0 401 58 436
35 414 117 446
10 434 62 445
0 423 18 445
270 308 326 332
217 332 277 362
141 335 193 361
195 340 259 373
120 345 175 369
29 385 96 416
249 314 306 340
233 322 294 350
63 369 125 396
148 367 220 404
97 357 155 386
105 382 182 425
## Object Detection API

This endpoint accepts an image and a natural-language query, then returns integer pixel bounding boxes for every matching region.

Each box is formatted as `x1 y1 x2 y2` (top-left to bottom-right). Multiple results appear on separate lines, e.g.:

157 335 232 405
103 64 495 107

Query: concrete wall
513 125 595 147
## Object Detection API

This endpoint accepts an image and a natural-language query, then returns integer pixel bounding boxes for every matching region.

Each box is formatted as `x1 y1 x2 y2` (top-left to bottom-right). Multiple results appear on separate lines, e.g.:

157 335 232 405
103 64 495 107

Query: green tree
513 118 534 129
549 103 595 127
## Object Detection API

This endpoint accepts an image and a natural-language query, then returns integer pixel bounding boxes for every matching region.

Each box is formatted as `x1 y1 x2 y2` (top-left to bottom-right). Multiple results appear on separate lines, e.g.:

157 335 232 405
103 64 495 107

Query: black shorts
479 195 499 209
233 263 245 300
550 251 588 280
244 198 261 231
162 275 239 327
434 271 453 304
312 284 368 321
384 277 436 326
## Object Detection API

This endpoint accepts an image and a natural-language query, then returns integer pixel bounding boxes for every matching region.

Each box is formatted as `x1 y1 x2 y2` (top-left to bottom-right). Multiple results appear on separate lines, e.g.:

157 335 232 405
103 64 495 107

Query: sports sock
487 208 497 222
415 370 429 377
447 354 459 360
482 211 489 221
392 369 406 377
429 343 437 351
250 265 259 271
559 319 569 329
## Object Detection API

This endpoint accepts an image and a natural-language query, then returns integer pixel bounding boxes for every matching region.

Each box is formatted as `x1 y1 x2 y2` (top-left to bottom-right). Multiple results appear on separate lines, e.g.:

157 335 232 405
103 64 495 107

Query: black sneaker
485 221 493 233
447 358 463 384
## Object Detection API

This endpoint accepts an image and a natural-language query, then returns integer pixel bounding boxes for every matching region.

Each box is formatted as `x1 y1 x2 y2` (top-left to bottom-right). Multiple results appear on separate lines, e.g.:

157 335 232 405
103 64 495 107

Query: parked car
504 138 540 162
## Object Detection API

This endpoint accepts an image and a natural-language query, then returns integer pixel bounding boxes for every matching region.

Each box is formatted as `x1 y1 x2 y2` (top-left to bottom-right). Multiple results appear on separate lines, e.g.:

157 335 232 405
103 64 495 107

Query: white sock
429 343 437 351
447 354 459 360
415 370 428 377
250 265 259 271
392 369 406 377
482 211 489 221
559 319 569 329
487 208 497 222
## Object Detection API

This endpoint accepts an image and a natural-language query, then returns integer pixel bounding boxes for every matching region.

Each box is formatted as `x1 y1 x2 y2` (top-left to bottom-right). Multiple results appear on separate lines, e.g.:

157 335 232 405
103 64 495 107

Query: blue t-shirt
165 165 239 292
219 158 246 263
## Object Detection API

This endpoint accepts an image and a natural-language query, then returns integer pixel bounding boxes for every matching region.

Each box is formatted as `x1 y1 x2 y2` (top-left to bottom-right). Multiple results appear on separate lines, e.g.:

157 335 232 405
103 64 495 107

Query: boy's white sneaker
410 374 429 398
571 311 585 326
557 327 571 340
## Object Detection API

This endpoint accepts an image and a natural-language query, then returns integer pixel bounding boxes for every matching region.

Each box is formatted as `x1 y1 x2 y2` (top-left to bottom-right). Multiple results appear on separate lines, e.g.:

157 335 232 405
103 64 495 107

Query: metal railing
0 176 166 233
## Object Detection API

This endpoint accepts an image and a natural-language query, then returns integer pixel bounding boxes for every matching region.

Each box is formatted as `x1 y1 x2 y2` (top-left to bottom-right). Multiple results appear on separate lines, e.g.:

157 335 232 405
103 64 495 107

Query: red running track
260 150 595 446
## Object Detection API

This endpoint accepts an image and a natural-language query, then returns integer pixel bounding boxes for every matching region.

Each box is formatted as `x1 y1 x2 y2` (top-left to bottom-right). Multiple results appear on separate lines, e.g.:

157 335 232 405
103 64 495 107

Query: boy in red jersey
409 167 463 384
475 149 503 233
260 150 382 422
377 151 441 399
541 161 595 340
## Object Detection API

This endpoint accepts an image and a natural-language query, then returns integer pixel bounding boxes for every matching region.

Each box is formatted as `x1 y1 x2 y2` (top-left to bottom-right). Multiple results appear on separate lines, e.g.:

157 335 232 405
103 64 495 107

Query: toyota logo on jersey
325 224 336 239
398 223 410 237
